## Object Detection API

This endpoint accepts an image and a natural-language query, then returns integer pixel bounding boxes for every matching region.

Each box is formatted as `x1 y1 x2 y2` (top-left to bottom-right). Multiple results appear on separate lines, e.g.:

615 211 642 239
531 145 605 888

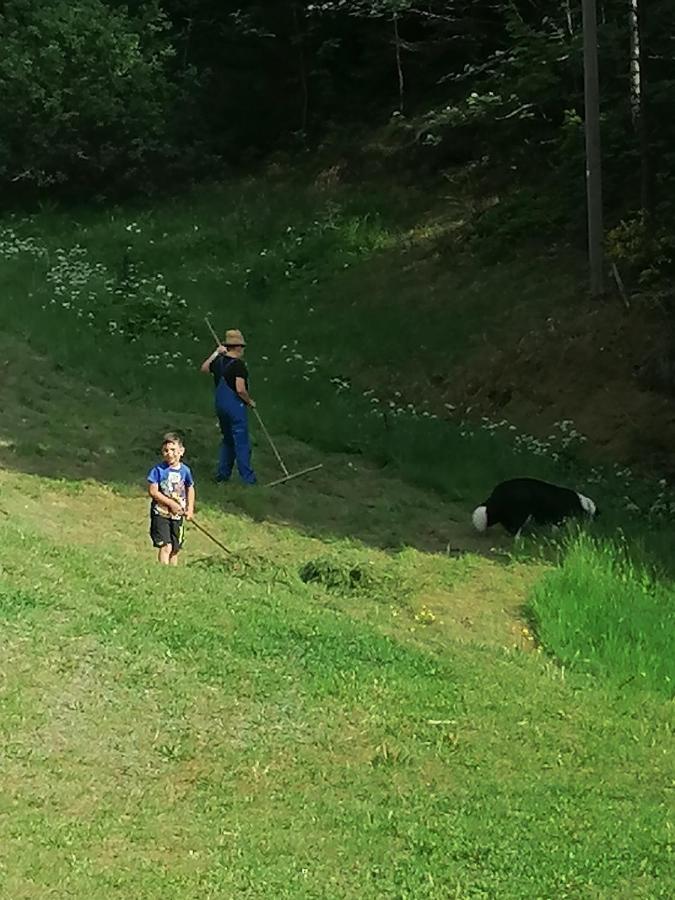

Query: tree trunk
292 2 309 137
582 0 604 296
629 0 652 221
393 12 404 114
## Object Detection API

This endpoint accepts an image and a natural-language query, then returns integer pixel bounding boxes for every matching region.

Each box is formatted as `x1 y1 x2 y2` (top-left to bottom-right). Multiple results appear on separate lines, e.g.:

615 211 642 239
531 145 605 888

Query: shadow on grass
3 331 670 578
0 335 515 559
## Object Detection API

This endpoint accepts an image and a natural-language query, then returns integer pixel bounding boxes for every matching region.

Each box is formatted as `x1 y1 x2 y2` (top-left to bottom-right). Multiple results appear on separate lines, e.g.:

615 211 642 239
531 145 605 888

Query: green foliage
308 0 415 18
0 0 177 190
1 0 675 279
467 186 576 253
607 212 675 289
409 6 581 165
607 214 653 270
111 251 190 341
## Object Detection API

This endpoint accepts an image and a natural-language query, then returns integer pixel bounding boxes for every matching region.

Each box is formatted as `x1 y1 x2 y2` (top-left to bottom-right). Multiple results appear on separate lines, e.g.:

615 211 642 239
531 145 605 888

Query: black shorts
150 514 185 552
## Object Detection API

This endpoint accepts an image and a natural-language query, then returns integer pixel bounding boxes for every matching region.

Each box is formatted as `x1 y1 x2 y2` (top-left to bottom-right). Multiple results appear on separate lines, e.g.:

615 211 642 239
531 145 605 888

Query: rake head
265 463 323 488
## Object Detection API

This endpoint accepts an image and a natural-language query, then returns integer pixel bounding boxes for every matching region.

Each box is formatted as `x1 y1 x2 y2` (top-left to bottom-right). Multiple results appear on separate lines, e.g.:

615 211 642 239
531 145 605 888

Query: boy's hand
185 509 194 521
168 500 183 516
217 344 227 355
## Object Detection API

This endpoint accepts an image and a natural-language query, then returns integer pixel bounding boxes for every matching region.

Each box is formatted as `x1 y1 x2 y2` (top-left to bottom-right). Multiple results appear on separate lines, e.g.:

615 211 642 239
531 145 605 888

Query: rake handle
204 316 220 346
191 517 232 555
253 407 290 477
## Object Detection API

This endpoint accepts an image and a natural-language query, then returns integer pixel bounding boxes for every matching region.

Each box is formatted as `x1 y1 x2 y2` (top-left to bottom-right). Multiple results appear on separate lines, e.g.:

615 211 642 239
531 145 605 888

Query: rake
204 317 323 488
252 407 323 487
190 516 266 570
190 516 233 556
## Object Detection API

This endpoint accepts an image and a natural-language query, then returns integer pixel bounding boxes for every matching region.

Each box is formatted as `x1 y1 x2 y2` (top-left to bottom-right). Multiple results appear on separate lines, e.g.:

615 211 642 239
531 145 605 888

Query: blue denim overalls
214 356 256 484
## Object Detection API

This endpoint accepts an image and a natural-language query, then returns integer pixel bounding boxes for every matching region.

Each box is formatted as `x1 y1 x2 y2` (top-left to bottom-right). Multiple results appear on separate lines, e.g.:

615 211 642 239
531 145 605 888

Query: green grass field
0 178 673 897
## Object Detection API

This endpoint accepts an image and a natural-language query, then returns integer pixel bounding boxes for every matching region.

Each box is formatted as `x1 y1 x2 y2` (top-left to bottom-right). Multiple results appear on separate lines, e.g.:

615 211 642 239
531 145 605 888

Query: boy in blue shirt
147 433 195 565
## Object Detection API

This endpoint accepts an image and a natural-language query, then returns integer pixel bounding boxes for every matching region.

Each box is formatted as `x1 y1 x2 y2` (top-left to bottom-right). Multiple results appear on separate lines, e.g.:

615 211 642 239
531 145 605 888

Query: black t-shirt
209 355 249 391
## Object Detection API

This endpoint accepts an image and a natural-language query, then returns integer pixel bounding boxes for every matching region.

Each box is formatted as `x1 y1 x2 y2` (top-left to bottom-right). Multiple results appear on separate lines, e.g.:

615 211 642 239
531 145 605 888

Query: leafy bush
467 187 574 253
0 0 177 192
111 252 189 342
606 212 675 289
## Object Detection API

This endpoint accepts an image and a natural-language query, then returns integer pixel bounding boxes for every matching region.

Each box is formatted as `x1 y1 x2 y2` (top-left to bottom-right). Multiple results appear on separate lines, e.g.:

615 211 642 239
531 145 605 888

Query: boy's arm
185 485 195 520
200 345 226 373
235 376 256 408
148 482 182 516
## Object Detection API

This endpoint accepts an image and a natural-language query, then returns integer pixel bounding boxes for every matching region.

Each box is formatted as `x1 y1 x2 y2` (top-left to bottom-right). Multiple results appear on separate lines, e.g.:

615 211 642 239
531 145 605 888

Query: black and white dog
472 477 598 536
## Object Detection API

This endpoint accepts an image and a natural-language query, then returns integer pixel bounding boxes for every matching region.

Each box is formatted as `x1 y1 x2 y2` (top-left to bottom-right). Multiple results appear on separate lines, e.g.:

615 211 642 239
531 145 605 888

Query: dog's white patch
472 505 488 532
576 493 596 517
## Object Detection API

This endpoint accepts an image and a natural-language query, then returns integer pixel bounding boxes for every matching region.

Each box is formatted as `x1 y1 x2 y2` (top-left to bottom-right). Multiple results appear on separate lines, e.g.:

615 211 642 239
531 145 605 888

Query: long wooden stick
611 262 630 309
253 407 290 477
205 316 220 345
191 517 232 555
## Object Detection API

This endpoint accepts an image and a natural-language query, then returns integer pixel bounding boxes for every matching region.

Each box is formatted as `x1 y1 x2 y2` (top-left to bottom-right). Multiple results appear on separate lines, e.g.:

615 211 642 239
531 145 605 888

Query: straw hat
224 329 246 346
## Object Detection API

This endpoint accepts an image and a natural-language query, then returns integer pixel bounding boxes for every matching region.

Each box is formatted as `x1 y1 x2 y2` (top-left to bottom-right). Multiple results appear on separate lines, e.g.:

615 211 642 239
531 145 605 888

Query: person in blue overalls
200 328 257 484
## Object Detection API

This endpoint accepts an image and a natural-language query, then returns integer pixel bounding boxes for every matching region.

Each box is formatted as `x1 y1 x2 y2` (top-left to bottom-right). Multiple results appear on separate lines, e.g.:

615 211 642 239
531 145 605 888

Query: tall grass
527 534 675 697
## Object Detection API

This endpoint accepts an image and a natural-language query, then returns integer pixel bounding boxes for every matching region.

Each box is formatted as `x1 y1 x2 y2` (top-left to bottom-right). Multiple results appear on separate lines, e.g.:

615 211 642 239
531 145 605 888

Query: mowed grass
1 486 673 898
0 178 673 896
0 336 672 898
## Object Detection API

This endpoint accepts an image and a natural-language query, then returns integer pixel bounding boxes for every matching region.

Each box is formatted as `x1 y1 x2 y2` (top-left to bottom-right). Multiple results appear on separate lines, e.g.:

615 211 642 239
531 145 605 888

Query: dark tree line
2 1 675 267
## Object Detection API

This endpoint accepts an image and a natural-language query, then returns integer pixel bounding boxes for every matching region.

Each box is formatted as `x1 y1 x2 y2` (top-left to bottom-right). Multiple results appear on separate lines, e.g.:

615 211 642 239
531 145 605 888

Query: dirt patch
442 302 675 475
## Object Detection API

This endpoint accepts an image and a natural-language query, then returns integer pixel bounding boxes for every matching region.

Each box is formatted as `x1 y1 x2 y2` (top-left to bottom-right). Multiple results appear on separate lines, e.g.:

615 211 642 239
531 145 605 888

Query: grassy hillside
0 339 672 898
2 177 675 541
0 176 673 897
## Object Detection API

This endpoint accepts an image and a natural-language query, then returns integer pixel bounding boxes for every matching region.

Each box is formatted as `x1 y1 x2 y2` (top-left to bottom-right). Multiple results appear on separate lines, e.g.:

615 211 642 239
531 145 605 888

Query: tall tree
582 0 604 295
0 0 177 191
629 0 651 221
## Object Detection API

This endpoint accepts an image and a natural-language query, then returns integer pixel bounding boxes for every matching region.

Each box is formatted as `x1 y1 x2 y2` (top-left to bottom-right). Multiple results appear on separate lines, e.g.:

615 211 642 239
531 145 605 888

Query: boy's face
162 441 184 466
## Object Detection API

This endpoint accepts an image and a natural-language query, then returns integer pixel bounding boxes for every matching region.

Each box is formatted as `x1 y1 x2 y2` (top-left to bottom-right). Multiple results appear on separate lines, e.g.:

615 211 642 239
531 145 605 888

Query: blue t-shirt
147 462 194 519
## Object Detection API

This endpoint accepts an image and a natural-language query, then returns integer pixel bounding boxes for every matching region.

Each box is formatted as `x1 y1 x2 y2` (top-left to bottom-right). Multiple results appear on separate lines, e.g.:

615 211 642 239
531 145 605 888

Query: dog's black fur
472 477 599 536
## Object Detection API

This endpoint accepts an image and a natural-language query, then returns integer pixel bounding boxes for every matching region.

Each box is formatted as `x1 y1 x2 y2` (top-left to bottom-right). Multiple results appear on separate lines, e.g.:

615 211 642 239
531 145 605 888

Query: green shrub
0 0 177 191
